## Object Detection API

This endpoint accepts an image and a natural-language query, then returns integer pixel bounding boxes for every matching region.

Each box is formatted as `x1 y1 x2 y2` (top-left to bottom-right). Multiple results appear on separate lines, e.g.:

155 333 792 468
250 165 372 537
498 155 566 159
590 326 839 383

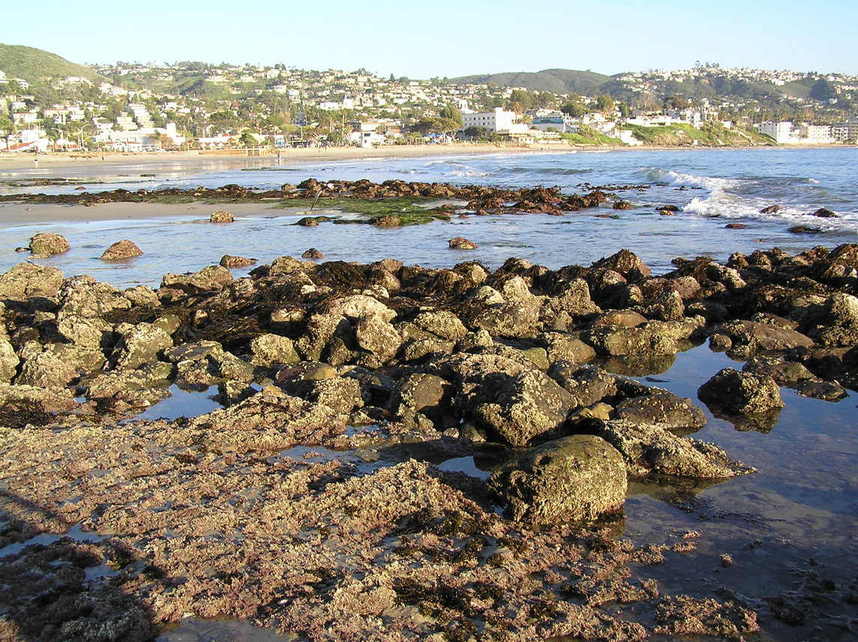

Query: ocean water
0 147 856 289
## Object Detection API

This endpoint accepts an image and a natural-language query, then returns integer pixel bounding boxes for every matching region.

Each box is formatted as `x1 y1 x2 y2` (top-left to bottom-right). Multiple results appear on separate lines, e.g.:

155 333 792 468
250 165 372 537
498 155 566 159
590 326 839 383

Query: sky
5 0 858 78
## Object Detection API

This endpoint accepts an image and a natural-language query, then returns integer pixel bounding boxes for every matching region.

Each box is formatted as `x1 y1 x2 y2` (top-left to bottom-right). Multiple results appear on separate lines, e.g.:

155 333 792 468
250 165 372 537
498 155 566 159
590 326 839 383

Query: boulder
354 315 402 362
0 384 79 428
390 373 452 424
58 276 131 319
592 249 651 281
698 368 784 415
209 210 234 223
449 237 477 250
612 388 705 432
320 295 395 322
100 240 143 260
594 419 754 479
488 435 627 524
16 350 78 388
29 233 70 256
0 263 64 301
0 339 19 383
220 255 257 268
111 323 173 370
161 265 233 293
250 334 300 368
301 248 325 259
586 319 701 356
82 362 173 406
548 363 617 409
713 320 813 355
57 315 112 349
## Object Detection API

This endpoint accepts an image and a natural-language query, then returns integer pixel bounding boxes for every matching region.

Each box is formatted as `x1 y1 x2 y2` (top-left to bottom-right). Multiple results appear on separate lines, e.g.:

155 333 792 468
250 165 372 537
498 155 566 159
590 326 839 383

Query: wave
641 167 741 191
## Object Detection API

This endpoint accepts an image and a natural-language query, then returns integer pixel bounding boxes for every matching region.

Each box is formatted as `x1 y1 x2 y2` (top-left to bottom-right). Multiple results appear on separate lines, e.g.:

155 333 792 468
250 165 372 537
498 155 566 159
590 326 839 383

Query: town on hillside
1 59 857 153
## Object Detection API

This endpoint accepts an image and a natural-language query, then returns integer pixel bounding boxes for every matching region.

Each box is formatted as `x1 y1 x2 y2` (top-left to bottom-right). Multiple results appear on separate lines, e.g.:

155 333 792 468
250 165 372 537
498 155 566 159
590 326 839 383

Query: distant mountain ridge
0 43 100 85
451 69 611 94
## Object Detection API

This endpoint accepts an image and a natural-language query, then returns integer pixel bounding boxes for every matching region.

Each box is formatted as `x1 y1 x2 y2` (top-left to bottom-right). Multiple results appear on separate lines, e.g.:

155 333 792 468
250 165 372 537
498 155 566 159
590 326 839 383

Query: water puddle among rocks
129 385 224 421
606 344 858 638
157 618 297 642
0 523 104 558
437 455 492 481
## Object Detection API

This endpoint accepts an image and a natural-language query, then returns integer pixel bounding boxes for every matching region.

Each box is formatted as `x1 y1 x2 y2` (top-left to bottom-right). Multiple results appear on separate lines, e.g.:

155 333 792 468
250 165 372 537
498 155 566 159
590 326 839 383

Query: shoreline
1 141 855 172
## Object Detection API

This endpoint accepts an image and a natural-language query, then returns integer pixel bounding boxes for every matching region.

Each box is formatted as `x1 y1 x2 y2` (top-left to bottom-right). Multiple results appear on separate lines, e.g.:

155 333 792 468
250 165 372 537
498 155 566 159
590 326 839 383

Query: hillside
451 69 610 94
0 43 99 85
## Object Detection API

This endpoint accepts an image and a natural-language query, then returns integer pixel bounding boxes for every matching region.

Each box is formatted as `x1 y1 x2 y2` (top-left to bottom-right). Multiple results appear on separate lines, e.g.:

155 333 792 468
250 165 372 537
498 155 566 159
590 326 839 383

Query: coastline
1 141 854 173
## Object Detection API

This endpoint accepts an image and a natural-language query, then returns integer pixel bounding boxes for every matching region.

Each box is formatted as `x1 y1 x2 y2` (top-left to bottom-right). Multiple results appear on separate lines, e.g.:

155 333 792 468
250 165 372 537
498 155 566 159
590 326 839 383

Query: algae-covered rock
0 263 64 301
250 333 300 368
698 368 784 415
29 232 70 256
594 419 754 479
488 435 627 524
112 323 173 370
100 240 143 260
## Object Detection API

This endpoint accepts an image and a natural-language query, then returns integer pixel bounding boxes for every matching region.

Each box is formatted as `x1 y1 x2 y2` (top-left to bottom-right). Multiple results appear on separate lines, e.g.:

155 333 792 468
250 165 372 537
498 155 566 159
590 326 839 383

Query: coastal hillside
451 68 611 94
0 43 99 84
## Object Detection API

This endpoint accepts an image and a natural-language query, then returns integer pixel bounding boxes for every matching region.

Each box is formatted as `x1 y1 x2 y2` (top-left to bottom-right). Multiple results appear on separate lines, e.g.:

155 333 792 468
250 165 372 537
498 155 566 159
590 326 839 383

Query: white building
797 124 834 143
832 121 858 142
461 107 521 133
755 121 795 143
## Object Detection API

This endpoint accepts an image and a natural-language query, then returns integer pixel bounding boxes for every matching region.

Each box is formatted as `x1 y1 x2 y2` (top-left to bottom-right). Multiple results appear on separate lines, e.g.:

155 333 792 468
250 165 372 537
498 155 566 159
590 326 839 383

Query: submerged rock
449 237 477 250
488 435 627 523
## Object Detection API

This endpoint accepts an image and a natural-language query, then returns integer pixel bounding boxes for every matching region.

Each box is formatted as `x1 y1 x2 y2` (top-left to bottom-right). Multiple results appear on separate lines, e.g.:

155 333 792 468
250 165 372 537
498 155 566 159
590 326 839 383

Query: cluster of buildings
1 60 856 152
754 120 858 144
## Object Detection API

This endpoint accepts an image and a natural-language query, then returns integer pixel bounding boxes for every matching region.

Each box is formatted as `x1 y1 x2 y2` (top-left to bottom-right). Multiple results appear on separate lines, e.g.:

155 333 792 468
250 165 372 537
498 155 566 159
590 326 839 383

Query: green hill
451 69 610 94
0 43 99 85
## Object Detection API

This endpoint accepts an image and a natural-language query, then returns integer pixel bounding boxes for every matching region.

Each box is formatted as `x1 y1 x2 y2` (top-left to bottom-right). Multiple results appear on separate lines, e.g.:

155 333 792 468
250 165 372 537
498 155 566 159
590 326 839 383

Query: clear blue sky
6 0 857 77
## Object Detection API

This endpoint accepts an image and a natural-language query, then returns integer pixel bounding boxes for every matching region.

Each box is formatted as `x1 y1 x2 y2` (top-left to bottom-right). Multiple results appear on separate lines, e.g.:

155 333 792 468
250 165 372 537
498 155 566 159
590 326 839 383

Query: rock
811 207 837 218
543 334 596 365
613 200 633 210
275 361 338 383
209 210 235 223
465 366 574 447
58 275 131 319
698 368 784 415
111 323 173 370
16 350 78 388
161 265 233 293
548 363 617 409
29 233 70 256
320 295 395 322
742 355 815 385
250 334 300 368
301 248 325 259
124 285 160 308
591 310 647 328
488 435 627 524
712 320 813 355
449 237 477 250
391 373 452 424
167 341 253 386
612 389 705 432
794 379 848 401
220 255 257 268
760 205 781 214
592 249 651 281
0 263 64 301
788 225 822 234
100 240 143 260
374 215 401 227
409 310 468 342
354 315 402 362
0 339 20 383
56 315 111 349
187 388 347 452
278 375 363 415
82 362 173 405
594 419 754 479
724 223 748 229
586 319 701 356
0 384 79 427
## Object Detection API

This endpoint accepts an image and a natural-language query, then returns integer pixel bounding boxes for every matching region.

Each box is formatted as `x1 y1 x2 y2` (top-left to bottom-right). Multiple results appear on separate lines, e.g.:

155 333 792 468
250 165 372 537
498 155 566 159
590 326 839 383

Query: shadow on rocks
0 490 159 642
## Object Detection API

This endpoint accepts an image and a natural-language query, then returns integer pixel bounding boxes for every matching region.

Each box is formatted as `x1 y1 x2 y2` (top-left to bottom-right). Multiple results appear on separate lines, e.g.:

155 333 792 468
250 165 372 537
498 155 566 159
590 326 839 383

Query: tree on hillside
560 99 587 117
810 78 836 103
595 94 615 114
239 131 257 147
508 89 536 113
438 104 463 127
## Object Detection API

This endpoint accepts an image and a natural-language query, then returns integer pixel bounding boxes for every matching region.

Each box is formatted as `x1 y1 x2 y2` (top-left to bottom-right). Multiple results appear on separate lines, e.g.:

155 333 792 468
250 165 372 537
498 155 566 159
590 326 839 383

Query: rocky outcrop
220 255 257 268
488 435 627 523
